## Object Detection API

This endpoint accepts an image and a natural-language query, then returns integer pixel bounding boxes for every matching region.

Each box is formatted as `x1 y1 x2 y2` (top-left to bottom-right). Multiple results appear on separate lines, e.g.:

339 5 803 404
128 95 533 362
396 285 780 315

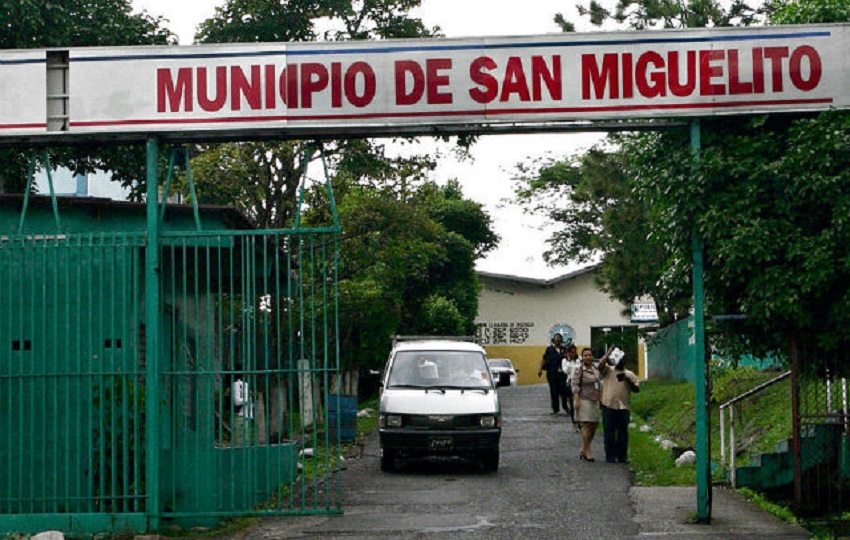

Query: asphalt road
233 382 638 539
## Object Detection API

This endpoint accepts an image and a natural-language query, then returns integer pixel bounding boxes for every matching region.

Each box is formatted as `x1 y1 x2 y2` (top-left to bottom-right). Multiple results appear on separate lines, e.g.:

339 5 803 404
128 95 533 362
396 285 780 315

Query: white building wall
475 268 635 384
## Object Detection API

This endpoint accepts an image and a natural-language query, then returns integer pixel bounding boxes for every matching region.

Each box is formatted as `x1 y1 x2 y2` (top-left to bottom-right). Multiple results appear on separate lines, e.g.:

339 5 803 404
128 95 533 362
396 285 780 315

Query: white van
377 338 503 472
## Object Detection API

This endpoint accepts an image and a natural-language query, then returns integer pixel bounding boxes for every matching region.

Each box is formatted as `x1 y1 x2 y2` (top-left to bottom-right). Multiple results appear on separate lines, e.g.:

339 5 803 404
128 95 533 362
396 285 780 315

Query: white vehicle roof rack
391 335 478 347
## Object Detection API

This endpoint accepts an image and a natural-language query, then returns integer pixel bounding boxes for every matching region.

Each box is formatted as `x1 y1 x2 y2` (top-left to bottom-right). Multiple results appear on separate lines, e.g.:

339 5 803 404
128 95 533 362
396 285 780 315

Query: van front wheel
482 450 499 472
380 449 396 472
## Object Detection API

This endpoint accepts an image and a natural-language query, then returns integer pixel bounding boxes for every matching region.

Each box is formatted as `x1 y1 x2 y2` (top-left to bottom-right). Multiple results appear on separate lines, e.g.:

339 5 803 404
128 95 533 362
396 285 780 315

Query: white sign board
631 302 659 323
0 51 47 135
1 23 849 139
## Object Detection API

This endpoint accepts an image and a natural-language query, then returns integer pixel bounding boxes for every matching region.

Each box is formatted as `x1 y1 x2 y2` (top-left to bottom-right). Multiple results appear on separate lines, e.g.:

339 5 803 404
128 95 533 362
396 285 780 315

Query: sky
130 0 607 278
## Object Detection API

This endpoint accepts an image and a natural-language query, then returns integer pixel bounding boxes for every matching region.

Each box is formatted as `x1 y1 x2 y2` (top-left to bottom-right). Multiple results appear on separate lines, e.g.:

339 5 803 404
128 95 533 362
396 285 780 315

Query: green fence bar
145 137 162 531
691 120 711 522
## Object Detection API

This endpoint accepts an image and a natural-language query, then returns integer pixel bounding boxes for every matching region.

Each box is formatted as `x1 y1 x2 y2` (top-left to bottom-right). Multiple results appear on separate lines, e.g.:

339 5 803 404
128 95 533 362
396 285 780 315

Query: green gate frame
0 140 343 537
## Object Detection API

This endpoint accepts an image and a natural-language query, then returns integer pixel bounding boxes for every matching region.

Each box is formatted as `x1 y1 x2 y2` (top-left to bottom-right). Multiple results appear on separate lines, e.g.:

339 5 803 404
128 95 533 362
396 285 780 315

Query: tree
0 0 173 195
190 141 316 229
168 1 492 374
511 139 687 323
196 0 434 43
0 0 172 49
524 0 850 353
183 0 441 229
326 180 497 372
554 0 764 31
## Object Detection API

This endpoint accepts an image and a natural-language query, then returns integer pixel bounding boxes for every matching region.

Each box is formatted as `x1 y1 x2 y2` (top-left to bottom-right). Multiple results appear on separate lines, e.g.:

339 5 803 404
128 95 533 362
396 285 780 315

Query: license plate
429 436 453 451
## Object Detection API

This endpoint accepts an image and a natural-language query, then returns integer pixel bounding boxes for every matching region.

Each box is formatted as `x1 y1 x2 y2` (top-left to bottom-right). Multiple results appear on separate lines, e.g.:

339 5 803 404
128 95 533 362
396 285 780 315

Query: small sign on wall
631 302 658 323
548 324 575 346
475 322 534 345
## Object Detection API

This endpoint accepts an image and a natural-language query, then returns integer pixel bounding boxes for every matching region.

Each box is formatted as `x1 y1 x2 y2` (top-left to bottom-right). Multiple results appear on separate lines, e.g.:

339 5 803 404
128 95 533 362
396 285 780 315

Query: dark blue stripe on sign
0 58 46 66
72 49 287 62
59 30 831 63
289 31 832 56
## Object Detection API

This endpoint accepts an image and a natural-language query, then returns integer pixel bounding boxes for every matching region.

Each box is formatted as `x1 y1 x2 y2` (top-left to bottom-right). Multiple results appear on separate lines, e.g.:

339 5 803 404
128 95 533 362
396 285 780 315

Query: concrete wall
475 268 638 384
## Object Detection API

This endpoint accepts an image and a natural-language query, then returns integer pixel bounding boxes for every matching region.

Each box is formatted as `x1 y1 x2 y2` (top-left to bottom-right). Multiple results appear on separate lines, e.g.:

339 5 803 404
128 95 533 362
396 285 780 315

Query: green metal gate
157 228 345 526
0 146 345 536
0 233 148 533
791 340 850 519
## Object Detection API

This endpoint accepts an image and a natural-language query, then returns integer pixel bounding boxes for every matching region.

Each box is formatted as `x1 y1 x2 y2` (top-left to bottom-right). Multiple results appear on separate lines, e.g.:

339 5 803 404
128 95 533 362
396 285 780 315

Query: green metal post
691 120 711 522
145 138 161 531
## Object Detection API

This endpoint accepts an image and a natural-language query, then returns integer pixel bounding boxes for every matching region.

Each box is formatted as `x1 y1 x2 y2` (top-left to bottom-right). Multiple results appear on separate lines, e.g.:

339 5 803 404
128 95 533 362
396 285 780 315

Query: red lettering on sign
502 57 531 101
635 51 665 98
157 60 378 112
231 65 262 110
727 50 753 95
532 56 562 101
469 56 499 103
581 45 823 101
582 53 620 100
301 63 329 108
622 53 633 99
264 65 276 108
395 60 425 105
469 55 562 104
699 50 726 96
790 45 821 91
668 51 696 97
345 62 376 108
331 62 343 107
427 58 453 104
763 47 789 92
395 59 452 105
157 68 193 112
198 67 226 111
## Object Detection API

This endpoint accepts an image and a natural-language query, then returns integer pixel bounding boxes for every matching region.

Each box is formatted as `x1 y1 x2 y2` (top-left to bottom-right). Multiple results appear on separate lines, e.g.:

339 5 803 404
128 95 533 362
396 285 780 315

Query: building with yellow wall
475 266 649 384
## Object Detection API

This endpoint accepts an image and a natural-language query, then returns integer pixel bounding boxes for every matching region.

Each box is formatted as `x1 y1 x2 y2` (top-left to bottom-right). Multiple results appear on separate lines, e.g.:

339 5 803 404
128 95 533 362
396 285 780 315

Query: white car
488 358 518 386
378 339 504 472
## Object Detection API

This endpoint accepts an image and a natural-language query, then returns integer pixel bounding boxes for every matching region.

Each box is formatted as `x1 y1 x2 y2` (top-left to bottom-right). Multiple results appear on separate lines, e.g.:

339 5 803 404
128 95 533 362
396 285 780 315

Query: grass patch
628 410 695 486
356 397 378 439
628 369 793 487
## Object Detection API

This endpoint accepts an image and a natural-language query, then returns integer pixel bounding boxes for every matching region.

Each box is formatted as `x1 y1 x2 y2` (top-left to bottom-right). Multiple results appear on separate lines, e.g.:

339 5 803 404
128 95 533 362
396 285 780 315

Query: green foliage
521 0 850 356
197 0 438 44
629 411 697 486
510 139 690 325
558 0 765 31
737 488 818 532
355 397 378 439
630 371 793 487
91 375 146 511
330 180 496 372
419 294 465 335
189 141 316 229
631 379 696 438
769 0 850 24
183 1 493 379
0 0 173 195
0 0 173 49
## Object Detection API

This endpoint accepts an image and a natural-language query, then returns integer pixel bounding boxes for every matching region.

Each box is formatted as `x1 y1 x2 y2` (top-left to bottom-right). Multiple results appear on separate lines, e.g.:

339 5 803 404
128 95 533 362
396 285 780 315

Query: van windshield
388 350 493 389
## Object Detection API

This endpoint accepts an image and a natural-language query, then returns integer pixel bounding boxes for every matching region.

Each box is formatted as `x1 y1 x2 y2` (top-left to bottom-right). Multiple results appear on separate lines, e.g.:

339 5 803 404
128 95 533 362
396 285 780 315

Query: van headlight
480 415 497 428
380 414 402 428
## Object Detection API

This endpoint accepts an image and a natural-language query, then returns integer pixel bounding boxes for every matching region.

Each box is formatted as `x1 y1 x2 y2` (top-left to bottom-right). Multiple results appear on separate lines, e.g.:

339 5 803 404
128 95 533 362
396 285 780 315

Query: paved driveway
205 382 811 539
232 382 636 539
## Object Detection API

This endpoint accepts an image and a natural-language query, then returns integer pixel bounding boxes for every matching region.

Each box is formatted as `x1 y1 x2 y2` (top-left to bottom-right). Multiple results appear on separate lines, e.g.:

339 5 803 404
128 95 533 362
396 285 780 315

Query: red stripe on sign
70 97 833 128
0 123 47 130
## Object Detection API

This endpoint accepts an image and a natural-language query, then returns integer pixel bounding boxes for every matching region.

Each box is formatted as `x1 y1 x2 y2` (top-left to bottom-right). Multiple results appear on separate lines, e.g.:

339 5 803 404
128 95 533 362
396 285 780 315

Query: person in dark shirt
538 333 570 415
